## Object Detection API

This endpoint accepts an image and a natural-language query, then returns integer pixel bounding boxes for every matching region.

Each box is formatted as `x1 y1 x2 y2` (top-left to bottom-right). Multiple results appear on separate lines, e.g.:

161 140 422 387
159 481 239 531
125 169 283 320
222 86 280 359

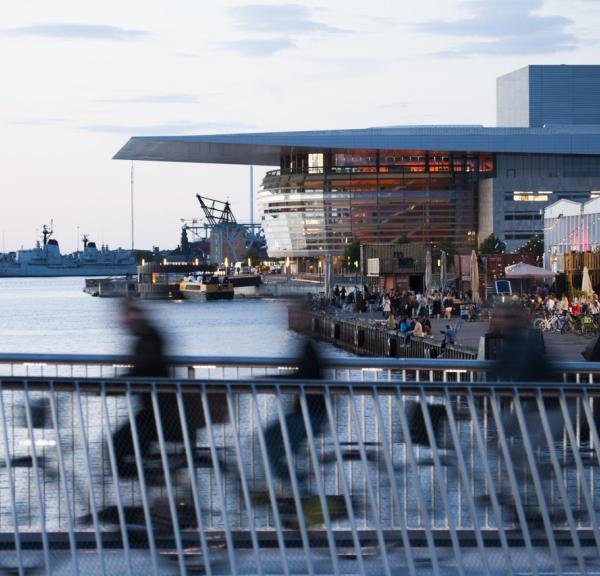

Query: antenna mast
130 161 135 250
249 165 254 226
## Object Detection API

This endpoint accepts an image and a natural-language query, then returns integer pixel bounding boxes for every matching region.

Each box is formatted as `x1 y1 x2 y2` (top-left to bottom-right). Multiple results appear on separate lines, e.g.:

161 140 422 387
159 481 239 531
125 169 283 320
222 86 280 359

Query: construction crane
196 195 237 226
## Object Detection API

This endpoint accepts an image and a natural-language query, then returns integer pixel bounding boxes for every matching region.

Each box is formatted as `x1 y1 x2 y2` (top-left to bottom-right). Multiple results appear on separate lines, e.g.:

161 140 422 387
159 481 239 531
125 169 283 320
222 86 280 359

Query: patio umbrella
582 265 594 297
425 250 432 295
470 250 480 301
440 250 447 290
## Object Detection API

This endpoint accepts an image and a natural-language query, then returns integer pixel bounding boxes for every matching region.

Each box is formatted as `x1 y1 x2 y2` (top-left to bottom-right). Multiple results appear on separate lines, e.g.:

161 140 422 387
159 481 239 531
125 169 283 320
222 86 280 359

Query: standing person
590 294 600 325
383 295 391 319
432 292 442 319
440 324 456 349
443 293 454 320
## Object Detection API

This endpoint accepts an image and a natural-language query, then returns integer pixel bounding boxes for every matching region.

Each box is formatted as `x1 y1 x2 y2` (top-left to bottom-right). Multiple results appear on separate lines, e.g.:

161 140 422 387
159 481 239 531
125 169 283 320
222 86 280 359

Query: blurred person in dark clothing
112 300 216 480
264 339 327 483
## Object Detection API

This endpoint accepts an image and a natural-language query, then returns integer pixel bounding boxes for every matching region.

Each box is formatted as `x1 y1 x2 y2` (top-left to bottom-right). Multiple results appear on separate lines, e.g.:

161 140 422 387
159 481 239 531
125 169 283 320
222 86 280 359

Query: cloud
220 38 295 57
101 94 204 104
417 0 578 56
13 117 68 126
7 23 151 41
82 120 253 135
378 100 411 110
230 4 347 34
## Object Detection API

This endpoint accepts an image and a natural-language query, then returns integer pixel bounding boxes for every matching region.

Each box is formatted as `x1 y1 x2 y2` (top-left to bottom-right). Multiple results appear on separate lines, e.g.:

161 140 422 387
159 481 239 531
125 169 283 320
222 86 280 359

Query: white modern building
544 197 600 270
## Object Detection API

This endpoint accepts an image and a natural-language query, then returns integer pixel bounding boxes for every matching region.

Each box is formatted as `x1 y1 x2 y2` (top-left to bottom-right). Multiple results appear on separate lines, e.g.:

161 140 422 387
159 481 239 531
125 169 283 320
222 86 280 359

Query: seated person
420 316 432 335
398 316 412 335
400 317 416 345
387 313 398 330
412 319 424 338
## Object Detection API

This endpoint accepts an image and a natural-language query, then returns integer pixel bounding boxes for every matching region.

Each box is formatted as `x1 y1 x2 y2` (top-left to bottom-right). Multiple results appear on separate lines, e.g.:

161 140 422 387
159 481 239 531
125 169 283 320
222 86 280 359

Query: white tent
504 262 556 279
470 250 480 301
582 265 594 297
440 251 447 289
425 250 432 295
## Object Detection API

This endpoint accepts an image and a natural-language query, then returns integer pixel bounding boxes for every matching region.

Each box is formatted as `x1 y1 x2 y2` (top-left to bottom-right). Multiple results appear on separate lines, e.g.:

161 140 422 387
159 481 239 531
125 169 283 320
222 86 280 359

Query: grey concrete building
486 65 600 250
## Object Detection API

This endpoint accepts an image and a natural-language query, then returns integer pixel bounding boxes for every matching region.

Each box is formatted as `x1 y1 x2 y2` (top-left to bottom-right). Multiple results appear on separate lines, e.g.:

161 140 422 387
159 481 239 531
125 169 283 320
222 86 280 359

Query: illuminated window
513 191 552 202
308 153 323 174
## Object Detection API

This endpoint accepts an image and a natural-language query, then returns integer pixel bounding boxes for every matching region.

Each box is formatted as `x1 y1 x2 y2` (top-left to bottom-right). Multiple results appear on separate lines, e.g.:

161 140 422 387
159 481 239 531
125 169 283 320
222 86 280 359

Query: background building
115 65 600 258
544 197 600 270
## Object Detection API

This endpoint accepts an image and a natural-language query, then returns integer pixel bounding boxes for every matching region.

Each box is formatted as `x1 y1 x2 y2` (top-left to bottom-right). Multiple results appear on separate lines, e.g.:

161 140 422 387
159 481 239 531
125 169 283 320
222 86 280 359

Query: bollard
330 323 340 339
386 332 397 357
354 327 365 348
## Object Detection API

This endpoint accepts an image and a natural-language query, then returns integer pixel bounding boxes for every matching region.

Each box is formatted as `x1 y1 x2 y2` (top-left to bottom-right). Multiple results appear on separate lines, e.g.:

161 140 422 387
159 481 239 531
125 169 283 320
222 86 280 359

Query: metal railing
3 352 600 382
2 356 600 573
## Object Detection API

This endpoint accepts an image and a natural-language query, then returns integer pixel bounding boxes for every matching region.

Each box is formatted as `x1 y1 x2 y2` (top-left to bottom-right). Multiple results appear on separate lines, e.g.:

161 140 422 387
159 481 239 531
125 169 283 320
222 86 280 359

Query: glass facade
259 149 494 256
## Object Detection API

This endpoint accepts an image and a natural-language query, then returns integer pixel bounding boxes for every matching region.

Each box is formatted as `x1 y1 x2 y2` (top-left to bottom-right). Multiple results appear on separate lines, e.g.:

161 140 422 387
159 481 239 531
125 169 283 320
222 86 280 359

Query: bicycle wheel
583 323 597 339
533 318 547 331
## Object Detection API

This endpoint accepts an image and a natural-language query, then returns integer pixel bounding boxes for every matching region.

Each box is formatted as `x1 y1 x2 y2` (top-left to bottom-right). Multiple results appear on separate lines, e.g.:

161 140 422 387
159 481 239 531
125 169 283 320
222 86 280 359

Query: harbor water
0 277 341 357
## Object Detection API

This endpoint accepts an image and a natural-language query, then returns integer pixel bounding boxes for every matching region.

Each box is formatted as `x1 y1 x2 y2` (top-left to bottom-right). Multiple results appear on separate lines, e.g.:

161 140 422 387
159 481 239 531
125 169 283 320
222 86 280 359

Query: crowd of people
332 285 481 322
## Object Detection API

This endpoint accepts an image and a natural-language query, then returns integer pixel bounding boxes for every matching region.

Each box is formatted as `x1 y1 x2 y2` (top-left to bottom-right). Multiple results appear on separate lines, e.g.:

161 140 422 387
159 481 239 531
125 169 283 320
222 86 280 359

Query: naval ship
0 224 137 277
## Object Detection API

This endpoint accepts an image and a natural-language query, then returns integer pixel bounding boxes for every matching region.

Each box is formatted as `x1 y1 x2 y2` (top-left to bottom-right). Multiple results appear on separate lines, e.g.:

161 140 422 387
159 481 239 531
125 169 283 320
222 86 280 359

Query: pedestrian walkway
331 310 593 361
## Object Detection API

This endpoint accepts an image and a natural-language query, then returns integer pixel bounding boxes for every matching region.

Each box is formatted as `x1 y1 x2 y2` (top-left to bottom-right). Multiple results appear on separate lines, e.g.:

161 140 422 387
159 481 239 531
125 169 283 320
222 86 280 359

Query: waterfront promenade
304 309 592 361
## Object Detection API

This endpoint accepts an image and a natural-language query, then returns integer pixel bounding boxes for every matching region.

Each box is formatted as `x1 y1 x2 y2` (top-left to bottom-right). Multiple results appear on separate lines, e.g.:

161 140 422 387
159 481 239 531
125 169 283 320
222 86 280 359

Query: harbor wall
288 308 478 359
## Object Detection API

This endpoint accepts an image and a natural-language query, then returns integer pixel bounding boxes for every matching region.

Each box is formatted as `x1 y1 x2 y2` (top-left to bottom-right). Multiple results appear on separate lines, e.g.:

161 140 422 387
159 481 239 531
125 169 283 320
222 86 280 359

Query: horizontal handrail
1 352 600 374
3 374 600 391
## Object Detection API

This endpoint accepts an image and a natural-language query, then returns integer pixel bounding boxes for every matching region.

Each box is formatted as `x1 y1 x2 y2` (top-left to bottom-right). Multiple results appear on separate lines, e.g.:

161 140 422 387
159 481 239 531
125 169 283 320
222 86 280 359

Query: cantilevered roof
113 125 600 166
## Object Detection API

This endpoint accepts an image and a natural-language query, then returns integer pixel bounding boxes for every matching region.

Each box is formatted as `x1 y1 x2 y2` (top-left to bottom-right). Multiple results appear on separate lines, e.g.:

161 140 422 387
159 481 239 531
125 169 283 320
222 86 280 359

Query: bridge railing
2 351 600 383
1 362 600 574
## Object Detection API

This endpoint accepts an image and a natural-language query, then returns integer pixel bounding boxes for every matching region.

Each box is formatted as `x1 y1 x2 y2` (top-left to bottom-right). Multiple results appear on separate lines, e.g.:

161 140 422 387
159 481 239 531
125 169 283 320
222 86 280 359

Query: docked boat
0 225 137 277
179 275 234 301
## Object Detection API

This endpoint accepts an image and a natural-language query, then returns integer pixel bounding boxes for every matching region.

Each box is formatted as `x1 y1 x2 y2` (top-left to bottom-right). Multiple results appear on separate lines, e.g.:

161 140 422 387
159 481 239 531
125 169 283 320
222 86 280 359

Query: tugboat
0 224 137 277
179 274 234 301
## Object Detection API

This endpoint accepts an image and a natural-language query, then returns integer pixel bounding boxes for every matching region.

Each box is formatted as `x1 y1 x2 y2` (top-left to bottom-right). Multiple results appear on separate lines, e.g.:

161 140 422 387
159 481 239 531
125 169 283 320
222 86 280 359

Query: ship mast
42 221 53 246
130 161 135 251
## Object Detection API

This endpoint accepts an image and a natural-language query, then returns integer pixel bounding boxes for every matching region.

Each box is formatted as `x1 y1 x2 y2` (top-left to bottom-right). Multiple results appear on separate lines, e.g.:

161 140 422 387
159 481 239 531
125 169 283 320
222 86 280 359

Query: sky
1 0 599 252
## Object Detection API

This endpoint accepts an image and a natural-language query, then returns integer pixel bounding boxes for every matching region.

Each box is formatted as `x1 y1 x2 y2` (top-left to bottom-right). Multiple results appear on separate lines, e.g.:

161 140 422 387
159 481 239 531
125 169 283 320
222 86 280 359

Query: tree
434 240 457 260
479 234 506 255
518 235 544 266
343 238 361 269
393 234 410 244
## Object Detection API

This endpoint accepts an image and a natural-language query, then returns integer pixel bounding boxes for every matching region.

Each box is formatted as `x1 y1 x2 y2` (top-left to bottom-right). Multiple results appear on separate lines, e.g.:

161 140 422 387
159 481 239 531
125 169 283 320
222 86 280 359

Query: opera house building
115 65 600 258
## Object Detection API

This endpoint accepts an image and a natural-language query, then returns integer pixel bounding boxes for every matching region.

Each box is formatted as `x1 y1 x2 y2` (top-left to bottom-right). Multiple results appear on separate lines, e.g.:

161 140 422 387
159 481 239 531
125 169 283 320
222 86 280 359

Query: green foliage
518 235 544 266
393 234 410 244
434 240 457 260
479 234 506 255
343 238 361 268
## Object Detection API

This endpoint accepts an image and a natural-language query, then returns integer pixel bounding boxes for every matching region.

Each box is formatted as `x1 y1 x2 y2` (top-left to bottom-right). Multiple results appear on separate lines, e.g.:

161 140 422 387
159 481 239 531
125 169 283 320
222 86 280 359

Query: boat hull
180 289 234 301
0 265 137 278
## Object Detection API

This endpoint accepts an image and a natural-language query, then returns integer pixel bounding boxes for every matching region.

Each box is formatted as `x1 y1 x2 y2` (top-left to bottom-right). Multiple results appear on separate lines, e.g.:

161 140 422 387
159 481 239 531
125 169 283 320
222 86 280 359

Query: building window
512 191 552 202
308 153 323 174
504 213 542 221
505 233 541 240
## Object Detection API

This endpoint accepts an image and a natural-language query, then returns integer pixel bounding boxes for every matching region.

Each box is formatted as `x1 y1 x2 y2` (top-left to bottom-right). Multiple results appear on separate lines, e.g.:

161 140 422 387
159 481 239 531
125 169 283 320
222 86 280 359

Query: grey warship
0 224 137 277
